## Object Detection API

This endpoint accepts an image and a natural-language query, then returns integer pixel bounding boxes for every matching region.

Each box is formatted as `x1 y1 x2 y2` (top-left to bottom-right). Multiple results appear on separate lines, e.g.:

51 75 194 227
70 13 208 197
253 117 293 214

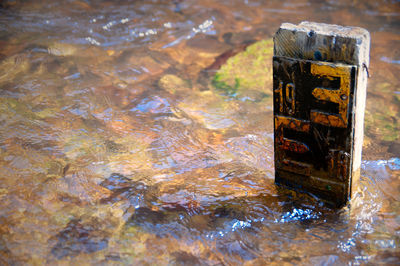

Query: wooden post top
274 21 370 67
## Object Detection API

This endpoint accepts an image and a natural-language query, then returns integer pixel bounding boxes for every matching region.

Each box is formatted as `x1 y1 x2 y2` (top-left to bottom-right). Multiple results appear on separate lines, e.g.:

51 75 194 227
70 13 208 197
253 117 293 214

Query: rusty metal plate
273 55 358 207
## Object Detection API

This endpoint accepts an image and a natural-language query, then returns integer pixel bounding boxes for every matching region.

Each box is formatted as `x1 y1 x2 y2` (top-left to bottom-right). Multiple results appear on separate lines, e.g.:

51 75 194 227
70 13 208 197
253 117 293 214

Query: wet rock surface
50 218 109 259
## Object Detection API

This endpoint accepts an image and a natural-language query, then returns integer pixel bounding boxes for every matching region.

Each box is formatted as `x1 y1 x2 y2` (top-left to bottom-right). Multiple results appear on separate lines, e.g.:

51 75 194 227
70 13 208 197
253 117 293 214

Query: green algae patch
212 73 240 96
364 83 400 142
212 39 273 100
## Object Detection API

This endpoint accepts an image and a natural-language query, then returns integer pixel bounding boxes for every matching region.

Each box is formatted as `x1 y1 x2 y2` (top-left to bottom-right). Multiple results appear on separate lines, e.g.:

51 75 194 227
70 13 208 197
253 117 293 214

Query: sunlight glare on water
0 0 399 264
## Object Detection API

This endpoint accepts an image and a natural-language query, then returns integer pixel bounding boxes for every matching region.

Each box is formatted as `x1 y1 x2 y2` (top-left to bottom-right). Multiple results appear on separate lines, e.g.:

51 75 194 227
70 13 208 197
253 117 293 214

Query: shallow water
0 0 399 264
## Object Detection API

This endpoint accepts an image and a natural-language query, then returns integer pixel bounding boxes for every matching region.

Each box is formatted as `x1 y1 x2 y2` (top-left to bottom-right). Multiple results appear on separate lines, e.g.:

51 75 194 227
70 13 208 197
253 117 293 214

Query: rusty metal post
273 22 370 207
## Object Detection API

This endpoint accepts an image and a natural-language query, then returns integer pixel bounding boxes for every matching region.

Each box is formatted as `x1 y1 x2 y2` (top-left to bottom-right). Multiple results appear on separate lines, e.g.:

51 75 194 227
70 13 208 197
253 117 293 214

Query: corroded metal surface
273 22 370 207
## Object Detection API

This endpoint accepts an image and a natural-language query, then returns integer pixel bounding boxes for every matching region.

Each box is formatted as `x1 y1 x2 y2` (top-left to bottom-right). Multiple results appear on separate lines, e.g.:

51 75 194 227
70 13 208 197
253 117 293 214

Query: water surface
0 0 399 264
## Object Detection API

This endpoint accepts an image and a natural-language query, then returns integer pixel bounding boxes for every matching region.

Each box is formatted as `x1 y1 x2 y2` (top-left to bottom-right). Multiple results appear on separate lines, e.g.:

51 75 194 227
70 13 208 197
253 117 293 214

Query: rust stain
282 159 312 176
275 115 310 132
275 115 310 153
310 63 352 128
328 150 349 181
274 81 284 113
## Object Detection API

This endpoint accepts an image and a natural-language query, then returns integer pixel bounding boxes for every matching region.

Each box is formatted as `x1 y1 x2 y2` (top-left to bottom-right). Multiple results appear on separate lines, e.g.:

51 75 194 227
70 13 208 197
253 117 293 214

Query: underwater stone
158 74 188 94
212 39 274 98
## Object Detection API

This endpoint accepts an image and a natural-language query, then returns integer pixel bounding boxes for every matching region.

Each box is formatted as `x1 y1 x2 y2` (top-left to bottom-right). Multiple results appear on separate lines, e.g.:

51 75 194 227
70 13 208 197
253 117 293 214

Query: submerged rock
158 74 189 94
211 39 273 98
130 207 167 225
171 251 202 266
177 90 239 130
0 53 30 83
99 172 153 205
47 42 78 57
364 82 400 144
50 218 109 259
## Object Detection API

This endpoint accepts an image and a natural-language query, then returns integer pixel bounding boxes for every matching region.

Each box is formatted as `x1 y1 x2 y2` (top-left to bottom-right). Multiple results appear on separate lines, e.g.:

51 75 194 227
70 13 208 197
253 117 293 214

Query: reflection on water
0 0 399 264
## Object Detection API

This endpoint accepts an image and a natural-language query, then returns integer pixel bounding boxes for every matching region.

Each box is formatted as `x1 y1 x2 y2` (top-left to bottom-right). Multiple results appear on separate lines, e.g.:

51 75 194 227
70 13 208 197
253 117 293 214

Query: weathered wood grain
273 22 370 207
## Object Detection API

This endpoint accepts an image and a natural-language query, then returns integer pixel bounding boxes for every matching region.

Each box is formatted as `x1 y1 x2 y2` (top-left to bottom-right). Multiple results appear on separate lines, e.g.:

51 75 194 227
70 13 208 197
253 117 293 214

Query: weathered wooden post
273 22 370 207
